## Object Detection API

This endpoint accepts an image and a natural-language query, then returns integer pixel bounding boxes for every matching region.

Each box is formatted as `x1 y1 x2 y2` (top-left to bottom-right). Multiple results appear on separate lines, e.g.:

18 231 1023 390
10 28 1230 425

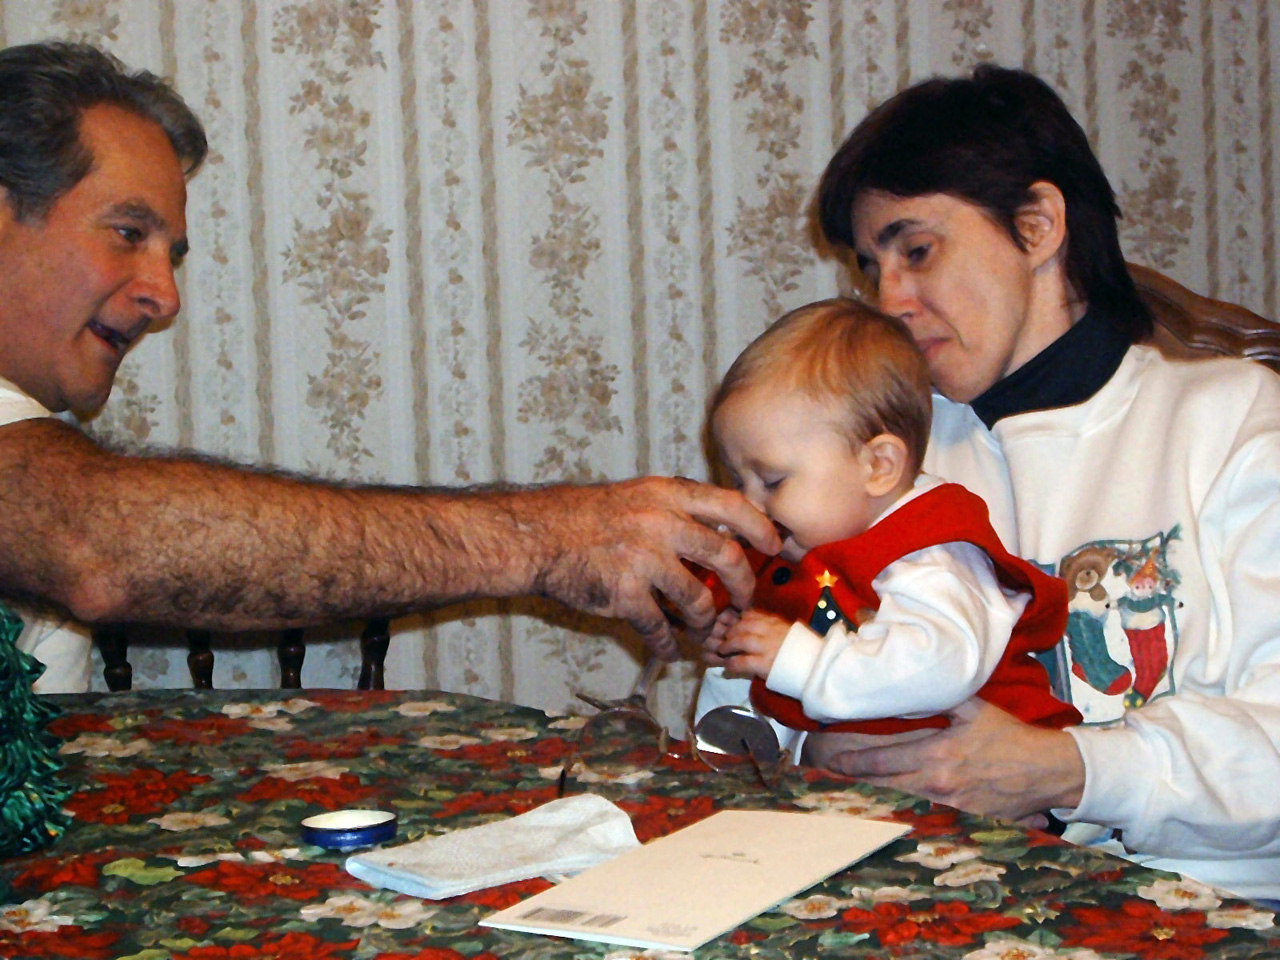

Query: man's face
0 103 188 415
714 385 876 562
851 191 1059 403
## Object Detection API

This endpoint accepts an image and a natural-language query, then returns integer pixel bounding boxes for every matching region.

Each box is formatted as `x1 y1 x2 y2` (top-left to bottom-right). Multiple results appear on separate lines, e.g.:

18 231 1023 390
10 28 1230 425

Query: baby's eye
763 477 784 492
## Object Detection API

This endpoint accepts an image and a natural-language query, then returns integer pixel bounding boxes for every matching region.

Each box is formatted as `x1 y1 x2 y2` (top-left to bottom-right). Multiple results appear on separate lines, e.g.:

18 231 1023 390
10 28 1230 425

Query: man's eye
115 226 144 243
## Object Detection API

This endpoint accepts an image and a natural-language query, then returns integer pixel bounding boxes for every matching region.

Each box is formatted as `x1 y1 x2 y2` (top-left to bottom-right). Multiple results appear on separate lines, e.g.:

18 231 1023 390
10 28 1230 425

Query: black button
772 567 792 585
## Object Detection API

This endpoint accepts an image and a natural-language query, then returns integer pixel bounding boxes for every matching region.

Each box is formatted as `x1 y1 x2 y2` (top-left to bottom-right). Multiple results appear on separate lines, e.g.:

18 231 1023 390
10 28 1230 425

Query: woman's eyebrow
873 217 920 248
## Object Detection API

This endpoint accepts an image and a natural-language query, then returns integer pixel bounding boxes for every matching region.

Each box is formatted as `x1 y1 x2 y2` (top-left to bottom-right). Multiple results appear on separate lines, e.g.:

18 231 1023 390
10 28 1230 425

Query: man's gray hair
0 41 207 221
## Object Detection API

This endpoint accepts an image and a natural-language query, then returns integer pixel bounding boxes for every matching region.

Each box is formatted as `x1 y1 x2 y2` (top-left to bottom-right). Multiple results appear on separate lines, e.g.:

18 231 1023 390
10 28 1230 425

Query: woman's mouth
914 336 946 359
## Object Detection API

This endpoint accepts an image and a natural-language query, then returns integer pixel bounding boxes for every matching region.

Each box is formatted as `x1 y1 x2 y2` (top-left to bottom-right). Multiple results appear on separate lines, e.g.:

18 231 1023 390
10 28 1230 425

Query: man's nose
133 254 181 322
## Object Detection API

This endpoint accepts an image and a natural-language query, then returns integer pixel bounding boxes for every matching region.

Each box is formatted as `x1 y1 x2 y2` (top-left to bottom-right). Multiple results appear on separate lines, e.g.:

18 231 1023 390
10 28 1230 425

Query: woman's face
851 191 1067 403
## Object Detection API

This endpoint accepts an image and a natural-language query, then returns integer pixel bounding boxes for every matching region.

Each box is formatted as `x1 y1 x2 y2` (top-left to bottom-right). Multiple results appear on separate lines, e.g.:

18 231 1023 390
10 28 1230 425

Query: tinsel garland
0 604 71 857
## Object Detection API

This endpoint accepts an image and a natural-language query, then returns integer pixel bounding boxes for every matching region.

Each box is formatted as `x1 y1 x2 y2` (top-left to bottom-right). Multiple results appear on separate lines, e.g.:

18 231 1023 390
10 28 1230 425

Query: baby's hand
700 607 742 667
719 609 789 680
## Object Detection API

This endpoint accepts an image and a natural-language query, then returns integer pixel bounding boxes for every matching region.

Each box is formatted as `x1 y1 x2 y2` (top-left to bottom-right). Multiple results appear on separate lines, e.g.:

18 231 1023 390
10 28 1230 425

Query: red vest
702 483 1080 734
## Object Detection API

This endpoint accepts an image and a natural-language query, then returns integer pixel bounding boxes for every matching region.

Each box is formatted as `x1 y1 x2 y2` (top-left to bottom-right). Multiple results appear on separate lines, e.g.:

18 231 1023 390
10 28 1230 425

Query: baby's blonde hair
712 298 932 473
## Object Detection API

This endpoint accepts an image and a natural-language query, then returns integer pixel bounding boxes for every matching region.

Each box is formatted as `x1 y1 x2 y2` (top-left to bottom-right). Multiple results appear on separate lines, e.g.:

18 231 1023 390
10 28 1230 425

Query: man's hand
707 608 789 680
810 698 1085 822
531 477 779 659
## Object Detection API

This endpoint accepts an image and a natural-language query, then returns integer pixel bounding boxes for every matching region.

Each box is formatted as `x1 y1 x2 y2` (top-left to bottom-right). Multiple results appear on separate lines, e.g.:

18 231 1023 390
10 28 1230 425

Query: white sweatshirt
926 344 1280 900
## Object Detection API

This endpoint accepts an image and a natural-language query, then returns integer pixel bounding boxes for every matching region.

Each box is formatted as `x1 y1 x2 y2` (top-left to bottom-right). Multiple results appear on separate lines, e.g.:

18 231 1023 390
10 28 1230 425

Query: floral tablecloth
1 688 1276 960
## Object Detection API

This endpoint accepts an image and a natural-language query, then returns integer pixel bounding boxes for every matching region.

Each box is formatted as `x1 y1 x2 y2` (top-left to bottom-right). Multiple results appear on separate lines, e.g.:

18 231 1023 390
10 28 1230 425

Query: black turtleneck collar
970 307 1131 429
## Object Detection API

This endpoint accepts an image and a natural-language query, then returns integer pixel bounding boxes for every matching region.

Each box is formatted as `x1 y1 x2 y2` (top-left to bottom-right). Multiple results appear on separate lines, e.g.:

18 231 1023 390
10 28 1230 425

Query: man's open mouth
87 319 133 352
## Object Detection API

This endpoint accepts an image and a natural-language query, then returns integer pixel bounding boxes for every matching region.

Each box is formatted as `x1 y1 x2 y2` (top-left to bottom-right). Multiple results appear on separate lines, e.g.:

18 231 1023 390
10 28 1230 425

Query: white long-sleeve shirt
764 476 1031 722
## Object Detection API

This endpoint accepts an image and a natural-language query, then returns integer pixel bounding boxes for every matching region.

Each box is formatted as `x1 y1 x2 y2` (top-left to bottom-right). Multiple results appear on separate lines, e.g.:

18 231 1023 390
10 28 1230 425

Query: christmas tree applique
807 570 857 636
0 603 72 857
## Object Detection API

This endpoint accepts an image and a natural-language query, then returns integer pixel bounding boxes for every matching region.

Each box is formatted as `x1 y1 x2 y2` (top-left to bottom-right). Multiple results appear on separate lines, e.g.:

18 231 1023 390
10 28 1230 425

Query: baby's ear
861 433 910 497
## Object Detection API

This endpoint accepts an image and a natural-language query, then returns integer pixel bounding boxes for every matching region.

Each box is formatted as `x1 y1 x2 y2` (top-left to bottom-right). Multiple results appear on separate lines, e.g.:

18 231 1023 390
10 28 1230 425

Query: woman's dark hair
0 41 207 221
817 64 1151 342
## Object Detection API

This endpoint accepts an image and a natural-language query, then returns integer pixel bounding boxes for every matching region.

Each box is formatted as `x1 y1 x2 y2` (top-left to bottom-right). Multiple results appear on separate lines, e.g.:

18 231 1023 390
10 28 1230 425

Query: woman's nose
875 268 915 322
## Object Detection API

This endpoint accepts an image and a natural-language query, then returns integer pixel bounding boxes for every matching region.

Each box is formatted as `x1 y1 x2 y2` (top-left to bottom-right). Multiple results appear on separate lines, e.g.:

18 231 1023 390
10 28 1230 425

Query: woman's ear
1015 181 1068 270
861 433 910 497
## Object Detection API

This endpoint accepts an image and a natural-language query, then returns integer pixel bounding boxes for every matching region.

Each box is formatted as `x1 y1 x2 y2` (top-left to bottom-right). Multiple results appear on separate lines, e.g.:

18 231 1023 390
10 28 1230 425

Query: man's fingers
675 482 780 556
651 558 718 630
671 521 760 611
627 599 678 660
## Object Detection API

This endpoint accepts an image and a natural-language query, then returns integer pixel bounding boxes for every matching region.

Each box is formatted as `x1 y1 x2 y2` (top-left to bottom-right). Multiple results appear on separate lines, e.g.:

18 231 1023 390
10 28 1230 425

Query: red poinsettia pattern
236 773 380 810
840 899 1023 948
2 688 1272 960
1062 900 1233 959
64 767 212 823
171 931 359 959
184 860 362 903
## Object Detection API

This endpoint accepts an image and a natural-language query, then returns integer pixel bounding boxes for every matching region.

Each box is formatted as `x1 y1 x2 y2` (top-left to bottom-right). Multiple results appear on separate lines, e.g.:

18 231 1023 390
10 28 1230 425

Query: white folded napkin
345 794 640 899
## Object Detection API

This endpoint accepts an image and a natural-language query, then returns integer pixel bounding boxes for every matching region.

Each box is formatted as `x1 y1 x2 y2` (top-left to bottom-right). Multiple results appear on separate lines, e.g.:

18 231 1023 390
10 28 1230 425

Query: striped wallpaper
1 0 1275 732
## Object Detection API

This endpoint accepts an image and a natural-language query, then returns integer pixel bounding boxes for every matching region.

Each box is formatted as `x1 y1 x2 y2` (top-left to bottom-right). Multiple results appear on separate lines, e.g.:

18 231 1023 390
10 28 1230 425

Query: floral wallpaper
1 0 1276 734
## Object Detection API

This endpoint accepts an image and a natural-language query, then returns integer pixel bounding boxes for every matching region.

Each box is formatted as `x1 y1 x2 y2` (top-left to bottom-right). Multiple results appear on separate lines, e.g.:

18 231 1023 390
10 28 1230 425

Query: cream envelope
482 808 911 952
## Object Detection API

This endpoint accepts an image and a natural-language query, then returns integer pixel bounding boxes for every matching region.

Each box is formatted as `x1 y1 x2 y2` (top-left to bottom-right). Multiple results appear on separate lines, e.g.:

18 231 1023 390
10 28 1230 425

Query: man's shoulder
0 377 55 428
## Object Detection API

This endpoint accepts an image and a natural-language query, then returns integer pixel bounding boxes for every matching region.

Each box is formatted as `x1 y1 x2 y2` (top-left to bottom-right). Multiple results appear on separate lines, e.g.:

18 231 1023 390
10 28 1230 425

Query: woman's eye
906 243 930 264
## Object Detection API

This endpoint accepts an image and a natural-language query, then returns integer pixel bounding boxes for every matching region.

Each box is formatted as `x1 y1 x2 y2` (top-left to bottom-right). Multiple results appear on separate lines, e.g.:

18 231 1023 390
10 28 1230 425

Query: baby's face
713 385 876 561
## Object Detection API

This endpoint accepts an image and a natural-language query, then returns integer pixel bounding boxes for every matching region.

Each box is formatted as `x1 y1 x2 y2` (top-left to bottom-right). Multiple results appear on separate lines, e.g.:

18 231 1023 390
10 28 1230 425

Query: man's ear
0 186 15 232
861 433 910 497
1015 181 1068 270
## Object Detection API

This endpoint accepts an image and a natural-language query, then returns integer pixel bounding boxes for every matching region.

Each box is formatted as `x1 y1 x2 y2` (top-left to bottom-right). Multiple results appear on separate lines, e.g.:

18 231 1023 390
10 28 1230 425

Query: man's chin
65 385 114 420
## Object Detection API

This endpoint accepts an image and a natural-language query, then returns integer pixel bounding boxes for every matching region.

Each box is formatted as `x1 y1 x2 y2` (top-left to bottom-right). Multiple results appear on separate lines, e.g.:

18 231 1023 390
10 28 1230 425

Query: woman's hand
811 698 1085 822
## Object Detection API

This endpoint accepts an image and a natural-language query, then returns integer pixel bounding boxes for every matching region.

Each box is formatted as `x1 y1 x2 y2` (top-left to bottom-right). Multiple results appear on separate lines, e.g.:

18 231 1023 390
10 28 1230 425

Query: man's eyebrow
105 199 165 229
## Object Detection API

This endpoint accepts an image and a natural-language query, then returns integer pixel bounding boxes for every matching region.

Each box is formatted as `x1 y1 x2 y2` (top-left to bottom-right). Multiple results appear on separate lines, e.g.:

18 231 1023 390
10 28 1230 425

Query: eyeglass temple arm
630 654 665 702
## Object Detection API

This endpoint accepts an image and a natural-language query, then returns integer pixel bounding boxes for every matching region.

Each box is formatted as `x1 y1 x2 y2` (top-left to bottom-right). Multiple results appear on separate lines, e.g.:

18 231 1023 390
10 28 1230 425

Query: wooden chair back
1132 262 1280 372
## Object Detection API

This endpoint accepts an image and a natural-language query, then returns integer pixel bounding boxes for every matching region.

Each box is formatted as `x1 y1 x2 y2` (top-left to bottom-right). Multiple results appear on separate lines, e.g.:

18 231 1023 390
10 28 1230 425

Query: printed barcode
521 906 626 928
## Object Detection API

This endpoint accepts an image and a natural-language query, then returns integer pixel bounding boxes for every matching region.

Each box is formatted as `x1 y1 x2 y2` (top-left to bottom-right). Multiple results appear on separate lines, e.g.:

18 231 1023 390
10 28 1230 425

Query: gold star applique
816 569 838 589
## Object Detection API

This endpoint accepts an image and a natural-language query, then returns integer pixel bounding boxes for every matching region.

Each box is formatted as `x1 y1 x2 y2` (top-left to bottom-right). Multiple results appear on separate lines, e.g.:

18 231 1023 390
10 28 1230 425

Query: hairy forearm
0 420 557 629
